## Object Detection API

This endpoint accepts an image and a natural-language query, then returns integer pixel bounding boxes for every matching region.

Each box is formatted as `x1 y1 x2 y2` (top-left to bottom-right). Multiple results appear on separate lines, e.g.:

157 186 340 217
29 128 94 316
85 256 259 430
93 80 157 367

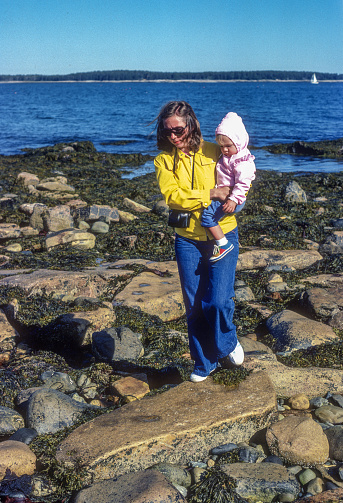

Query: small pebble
310 397 330 408
307 477 324 495
298 468 316 486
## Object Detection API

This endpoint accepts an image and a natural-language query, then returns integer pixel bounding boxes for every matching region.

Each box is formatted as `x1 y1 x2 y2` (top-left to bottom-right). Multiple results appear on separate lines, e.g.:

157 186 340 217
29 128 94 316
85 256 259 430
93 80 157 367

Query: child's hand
222 199 237 213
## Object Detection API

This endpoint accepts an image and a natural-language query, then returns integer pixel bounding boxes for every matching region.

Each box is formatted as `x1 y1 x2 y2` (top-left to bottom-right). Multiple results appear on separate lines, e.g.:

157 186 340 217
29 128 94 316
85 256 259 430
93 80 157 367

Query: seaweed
188 466 248 503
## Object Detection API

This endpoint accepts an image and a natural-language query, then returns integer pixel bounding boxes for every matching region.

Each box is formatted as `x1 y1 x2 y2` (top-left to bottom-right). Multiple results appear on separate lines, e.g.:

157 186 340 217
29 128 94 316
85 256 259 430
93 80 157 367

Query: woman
154 101 244 382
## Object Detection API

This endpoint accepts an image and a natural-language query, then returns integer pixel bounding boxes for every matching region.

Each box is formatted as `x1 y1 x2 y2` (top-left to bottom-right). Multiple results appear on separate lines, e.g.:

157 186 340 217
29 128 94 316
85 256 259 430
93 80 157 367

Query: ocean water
0 81 342 177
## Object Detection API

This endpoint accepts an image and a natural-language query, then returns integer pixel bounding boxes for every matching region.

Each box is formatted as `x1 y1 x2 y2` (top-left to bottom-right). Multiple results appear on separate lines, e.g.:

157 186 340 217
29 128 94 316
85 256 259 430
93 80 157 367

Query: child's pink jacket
215 112 256 205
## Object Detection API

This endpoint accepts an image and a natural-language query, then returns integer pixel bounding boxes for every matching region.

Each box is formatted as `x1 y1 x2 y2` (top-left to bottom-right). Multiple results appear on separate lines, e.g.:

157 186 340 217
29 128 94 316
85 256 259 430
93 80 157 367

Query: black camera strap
173 151 195 189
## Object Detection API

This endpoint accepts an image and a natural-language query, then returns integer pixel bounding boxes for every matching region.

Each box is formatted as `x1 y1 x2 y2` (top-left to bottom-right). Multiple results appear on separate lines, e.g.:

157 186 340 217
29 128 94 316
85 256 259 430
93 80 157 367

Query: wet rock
293 488 343 502
242 343 343 398
266 309 338 354
324 425 343 461
123 197 151 213
42 204 74 232
71 469 186 503
114 259 184 321
91 221 109 234
235 285 256 301
0 223 21 239
56 372 276 482
152 462 192 488
315 404 343 424
36 179 75 193
92 326 144 362
111 375 150 403
0 406 25 436
45 228 96 250
56 304 116 346
0 440 36 479
0 266 132 299
0 308 18 352
221 462 300 503
117 209 138 223
299 287 343 323
266 416 329 466
27 388 93 434
237 249 322 271
285 181 307 203
17 172 40 187
74 204 120 223
40 371 77 393
9 427 38 445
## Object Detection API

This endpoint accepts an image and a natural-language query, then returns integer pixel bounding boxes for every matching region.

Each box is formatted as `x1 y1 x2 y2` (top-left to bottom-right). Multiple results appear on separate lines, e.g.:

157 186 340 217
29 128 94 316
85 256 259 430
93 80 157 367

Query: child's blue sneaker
209 242 234 262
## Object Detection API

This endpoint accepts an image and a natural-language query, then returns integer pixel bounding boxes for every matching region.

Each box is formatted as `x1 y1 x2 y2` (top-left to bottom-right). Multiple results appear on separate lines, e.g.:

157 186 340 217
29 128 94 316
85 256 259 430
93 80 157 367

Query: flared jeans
175 227 239 377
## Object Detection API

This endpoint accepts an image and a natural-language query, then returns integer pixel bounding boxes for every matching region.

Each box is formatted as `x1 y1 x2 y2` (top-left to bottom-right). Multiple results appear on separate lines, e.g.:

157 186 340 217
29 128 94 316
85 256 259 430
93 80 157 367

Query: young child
201 112 256 262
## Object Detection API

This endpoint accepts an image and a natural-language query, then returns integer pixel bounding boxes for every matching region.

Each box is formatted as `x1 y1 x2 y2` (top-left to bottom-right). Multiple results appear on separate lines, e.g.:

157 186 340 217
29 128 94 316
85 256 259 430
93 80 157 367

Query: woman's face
163 115 190 153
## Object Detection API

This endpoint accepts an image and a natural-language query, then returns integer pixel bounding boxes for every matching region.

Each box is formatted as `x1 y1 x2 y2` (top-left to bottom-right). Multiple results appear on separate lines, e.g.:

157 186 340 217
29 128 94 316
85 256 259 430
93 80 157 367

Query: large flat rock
56 371 276 483
0 267 132 299
113 259 184 321
237 249 322 271
242 351 343 399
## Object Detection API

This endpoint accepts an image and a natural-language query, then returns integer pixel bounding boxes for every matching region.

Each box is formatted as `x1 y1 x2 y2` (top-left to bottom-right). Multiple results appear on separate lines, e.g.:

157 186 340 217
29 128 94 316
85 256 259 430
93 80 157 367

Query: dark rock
237 446 261 463
210 443 238 456
27 388 94 434
9 428 38 445
92 326 144 362
263 455 284 465
0 406 25 436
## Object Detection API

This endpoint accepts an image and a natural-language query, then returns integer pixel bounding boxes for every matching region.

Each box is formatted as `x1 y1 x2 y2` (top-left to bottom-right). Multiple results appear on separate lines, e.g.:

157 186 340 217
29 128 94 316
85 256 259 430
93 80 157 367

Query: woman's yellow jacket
154 140 237 241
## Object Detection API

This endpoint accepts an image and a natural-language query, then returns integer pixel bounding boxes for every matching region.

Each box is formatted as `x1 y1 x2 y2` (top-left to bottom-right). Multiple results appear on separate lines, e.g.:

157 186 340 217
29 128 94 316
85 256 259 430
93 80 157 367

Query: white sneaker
190 367 217 383
228 340 244 366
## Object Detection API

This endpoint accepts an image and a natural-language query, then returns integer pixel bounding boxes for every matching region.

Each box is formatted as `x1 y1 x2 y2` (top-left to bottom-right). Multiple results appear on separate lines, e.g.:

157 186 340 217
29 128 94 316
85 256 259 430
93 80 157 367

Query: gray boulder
266 309 338 354
40 371 77 393
285 181 307 203
221 462 300 503
92 326 144 362
27 388 93 434
0 406 25 436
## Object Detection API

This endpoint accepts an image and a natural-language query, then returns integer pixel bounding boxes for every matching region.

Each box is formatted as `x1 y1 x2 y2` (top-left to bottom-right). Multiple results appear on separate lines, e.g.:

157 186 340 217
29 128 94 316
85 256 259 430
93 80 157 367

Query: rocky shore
0 140 343 503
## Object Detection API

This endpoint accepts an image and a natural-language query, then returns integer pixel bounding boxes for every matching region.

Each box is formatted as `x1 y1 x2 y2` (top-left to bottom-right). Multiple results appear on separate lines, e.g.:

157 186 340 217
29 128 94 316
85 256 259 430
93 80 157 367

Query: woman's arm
210 186 232 202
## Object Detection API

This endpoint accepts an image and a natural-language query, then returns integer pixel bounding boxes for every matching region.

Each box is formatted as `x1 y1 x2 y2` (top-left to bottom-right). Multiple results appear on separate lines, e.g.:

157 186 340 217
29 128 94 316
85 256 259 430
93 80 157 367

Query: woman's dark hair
155 101 202 153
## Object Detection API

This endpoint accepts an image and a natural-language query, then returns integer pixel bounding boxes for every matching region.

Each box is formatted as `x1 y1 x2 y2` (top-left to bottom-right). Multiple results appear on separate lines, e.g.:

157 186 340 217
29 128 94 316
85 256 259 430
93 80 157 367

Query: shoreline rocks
0 141 343 502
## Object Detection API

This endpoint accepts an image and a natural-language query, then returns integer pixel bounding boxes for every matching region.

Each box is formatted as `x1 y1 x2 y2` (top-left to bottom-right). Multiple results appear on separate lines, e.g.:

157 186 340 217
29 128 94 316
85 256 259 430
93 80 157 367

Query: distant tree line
1 70 342 82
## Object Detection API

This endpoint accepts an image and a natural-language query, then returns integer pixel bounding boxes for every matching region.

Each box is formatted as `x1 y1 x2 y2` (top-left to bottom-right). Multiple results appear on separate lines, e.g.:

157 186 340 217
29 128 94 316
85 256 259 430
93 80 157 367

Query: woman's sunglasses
161 126 187 137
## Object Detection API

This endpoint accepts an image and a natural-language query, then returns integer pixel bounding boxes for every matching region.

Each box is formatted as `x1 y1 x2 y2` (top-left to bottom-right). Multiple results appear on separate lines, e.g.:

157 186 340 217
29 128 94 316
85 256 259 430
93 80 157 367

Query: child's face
217 136 238 157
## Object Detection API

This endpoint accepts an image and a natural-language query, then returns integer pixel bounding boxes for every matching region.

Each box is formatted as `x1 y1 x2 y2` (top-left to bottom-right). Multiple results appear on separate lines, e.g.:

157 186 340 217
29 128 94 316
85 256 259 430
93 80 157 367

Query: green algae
212 368 251 387
278 340 343 369
188 466 248 503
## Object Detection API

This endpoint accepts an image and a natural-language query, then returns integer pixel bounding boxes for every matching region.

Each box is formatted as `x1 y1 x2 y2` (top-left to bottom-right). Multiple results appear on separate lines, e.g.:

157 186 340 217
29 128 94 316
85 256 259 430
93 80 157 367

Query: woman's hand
210 186 232 202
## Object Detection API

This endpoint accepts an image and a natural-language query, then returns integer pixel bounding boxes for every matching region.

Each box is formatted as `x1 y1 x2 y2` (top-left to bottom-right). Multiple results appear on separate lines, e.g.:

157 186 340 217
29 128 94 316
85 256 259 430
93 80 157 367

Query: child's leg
207 224 225 241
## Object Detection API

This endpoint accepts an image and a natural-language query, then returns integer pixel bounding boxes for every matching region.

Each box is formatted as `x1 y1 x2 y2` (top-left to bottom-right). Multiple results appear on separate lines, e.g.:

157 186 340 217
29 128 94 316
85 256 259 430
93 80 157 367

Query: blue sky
1 0 343 75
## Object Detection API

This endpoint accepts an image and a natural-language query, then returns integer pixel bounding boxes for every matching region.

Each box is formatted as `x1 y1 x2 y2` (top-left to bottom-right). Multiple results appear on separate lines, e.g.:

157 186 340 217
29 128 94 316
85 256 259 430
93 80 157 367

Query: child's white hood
215 112 249 154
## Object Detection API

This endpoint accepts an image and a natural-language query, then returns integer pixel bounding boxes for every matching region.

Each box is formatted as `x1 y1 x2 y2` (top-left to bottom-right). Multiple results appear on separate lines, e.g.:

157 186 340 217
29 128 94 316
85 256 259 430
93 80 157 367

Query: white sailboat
311 73 319 84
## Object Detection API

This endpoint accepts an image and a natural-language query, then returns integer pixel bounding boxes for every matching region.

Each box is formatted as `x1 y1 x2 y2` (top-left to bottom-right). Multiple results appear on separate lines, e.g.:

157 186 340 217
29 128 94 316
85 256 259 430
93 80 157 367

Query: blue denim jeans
175 227 239 377
201 200 245 228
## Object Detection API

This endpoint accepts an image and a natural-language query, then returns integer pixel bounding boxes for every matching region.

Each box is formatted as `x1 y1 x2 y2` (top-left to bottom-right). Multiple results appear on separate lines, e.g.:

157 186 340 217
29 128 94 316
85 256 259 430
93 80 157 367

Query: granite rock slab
56 371 277 483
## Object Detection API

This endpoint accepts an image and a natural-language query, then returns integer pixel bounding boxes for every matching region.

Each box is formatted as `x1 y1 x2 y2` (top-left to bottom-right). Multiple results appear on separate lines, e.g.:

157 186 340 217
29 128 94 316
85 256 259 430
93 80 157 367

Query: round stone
288 394 310 410
266 415 329 466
